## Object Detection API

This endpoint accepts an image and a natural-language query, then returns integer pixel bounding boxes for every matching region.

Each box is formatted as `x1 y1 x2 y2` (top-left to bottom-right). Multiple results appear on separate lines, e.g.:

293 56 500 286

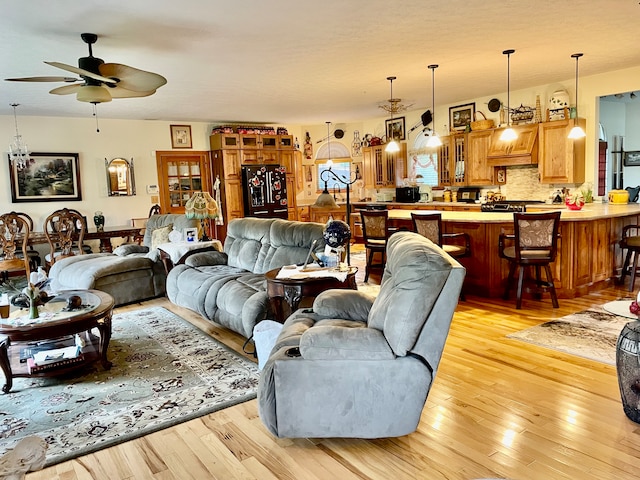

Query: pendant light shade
426 64 442 148
568 52 586 139
500 49 517 142
314 121 339 208
385 76 400 153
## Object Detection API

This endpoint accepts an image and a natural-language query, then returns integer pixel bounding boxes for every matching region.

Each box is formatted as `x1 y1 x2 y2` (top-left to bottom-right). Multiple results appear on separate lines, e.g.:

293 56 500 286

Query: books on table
25 343 85 374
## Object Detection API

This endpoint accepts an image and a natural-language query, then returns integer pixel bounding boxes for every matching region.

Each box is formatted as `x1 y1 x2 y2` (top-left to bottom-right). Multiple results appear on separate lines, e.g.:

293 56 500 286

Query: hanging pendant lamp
500 49 518 142
385 76 400 153
426 64 442 148
568 53 586 139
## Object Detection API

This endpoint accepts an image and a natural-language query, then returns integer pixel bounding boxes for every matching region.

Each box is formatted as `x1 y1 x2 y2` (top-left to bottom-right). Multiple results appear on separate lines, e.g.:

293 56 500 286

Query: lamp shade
185 192 218 219
76 85 112 103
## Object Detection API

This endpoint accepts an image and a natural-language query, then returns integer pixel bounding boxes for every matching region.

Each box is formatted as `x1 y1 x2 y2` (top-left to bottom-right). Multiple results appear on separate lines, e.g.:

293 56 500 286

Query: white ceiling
3 0 640 125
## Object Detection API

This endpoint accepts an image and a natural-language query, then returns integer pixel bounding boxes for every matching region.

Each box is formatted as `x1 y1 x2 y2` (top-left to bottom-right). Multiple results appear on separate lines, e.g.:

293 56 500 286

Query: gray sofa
258 232 465 438
166 217 326 339
49 214 197 305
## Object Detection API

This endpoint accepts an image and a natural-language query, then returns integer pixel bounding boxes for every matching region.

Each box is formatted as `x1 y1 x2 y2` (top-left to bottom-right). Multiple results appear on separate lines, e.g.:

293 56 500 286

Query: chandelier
378 76 413 115
8 103 30 170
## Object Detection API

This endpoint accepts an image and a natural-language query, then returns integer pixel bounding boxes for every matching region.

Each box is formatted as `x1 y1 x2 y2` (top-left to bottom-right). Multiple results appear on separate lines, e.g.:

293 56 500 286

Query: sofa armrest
113 244 149 256
184 251 229 267
299 322 394 360
312 290 374 322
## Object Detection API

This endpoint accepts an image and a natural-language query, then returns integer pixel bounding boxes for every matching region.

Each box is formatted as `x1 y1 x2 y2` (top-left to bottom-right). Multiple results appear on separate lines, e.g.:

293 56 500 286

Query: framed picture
9 152 82 203
624 151 640 167
170 125 192 149
385 116 406 141
449 103 476 131
183 227 198 242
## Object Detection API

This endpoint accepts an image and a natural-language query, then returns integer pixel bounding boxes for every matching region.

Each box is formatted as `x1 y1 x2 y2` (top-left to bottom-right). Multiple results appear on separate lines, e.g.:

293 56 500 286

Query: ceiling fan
5 33 166 104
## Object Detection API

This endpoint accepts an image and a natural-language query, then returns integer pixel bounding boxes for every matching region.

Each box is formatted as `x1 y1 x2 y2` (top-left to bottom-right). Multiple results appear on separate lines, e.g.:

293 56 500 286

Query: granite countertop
386 202 640 223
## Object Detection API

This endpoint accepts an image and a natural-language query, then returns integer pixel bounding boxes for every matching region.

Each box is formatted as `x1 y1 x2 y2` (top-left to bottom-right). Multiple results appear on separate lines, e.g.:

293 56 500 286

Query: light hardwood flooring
24 256 640 480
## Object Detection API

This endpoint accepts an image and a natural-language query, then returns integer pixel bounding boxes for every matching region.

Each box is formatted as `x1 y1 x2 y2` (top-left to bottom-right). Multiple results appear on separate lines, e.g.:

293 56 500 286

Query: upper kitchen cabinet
487 124 538 166
363 143 407 189
466 130 494 185
538 118 586 184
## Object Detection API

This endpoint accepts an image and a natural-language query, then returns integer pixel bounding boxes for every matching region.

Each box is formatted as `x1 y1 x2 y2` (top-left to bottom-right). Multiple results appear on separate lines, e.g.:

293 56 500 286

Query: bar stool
360 210 389 282
499 211 561 309
619 225 640 291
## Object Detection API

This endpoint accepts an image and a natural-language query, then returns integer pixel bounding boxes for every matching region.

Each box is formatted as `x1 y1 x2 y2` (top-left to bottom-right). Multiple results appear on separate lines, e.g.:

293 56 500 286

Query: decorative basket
470 111 494 131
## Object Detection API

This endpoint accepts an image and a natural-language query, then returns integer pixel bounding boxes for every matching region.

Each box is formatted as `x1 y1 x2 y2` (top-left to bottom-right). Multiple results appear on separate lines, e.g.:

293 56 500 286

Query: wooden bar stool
619 225 640 291
360 210 389 282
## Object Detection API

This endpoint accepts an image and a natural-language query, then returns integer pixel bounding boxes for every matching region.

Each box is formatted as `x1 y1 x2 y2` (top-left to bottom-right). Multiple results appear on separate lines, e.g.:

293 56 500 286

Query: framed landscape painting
449 103 475 131
9 152 82 203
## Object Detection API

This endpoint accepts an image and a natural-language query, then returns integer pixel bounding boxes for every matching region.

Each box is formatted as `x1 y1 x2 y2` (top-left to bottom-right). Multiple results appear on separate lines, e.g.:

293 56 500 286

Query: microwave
395 186 420 203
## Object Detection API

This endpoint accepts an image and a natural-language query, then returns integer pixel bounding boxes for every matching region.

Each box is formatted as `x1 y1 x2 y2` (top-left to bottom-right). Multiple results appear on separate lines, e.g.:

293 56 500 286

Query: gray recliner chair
258 231 466 438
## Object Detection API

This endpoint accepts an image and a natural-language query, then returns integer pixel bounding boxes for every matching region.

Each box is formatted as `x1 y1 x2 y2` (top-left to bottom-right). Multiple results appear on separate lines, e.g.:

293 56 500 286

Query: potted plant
565 189 585 210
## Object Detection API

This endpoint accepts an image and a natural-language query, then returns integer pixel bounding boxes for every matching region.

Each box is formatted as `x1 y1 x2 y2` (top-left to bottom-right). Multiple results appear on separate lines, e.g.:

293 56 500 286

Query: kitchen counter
356 202 640 300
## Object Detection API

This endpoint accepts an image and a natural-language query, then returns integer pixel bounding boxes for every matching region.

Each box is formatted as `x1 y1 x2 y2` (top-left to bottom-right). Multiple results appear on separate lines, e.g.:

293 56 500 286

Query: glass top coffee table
0 289 115 393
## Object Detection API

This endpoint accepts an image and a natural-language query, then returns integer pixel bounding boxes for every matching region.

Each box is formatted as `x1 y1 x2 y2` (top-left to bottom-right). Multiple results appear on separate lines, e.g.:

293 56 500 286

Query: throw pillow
151 224 173 250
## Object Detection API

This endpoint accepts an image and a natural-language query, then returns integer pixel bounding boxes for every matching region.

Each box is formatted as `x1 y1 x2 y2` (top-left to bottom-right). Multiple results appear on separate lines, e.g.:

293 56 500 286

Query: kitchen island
351 201 640 299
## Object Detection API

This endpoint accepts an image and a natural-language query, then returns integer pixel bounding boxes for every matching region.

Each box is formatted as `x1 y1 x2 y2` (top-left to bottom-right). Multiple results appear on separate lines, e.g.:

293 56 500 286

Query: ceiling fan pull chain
92 103 100 133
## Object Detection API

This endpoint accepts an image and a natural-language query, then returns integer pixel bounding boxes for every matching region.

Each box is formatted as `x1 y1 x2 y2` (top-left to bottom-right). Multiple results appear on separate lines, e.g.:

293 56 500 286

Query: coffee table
0 289 115 393
265 266 358 323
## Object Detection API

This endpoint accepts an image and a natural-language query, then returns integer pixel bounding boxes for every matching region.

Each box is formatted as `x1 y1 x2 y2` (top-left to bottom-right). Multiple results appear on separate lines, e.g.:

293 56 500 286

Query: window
316 161 352 191
410 131 439 186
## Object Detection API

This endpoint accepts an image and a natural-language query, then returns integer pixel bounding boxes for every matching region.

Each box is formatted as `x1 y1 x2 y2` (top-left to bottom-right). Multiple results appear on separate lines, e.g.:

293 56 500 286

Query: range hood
486 124 538 166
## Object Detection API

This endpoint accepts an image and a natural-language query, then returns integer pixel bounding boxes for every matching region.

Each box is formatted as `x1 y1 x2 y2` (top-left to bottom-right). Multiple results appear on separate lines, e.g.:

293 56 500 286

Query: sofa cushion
151 224 173 250
367 233 452 356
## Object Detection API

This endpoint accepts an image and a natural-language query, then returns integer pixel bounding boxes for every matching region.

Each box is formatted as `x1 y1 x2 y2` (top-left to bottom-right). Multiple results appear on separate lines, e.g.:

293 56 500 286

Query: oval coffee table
0 289 115 393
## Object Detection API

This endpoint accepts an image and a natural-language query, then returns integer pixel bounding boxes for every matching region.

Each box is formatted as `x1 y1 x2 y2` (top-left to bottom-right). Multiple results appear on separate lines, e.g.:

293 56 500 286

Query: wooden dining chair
7 211 41 271
360 210 390 282
44 208 87 269
499 211 561 309
411 212 471 258
0 212 31 284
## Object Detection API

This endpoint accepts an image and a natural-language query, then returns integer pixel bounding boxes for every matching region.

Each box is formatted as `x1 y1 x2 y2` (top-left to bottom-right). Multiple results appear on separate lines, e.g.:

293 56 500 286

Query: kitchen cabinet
156 151 212 215
538 118 586 184
438 136 452 186
451 134 466 186
487 124 538 166
466 130 494 185
363 143 407 189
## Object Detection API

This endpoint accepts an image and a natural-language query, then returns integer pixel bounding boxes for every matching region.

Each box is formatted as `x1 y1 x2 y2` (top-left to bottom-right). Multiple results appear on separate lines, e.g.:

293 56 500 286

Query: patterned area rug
0 306 259 467
507 303 636 365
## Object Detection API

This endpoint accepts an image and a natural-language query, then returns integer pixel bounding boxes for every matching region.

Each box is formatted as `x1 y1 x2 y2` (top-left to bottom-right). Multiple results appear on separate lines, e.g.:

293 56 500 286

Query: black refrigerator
242 165 289 219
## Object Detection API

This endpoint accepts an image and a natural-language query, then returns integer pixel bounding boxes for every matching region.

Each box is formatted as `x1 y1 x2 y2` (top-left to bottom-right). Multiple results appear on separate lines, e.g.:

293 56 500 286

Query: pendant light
500 49 518 142
385 76 400 153
314 121 339 208
568 53 586 139
426 64 442 148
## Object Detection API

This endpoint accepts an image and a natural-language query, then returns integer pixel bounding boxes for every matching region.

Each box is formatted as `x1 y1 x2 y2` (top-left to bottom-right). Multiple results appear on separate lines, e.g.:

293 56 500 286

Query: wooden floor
25 258 640 479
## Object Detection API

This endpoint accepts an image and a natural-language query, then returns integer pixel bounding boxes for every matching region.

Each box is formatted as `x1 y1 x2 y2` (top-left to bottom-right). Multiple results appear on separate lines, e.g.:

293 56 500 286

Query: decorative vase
29 301 39 320
93 211 105 232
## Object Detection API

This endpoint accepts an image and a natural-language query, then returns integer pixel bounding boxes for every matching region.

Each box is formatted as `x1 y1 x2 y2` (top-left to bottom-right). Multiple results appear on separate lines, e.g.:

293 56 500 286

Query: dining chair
44 208 87 269
360 210 390 282
0 212 31 284
8 211 41 271
618 224 640 291
498 211 561 309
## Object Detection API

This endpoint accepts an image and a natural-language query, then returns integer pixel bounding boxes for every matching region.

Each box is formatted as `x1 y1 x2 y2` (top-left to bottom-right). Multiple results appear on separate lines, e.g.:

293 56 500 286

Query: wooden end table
265 266 358 323
0 289 115 393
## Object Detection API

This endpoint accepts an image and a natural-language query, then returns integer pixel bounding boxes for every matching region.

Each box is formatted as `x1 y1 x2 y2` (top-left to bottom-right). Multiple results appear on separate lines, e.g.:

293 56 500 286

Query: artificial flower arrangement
565 189 585 210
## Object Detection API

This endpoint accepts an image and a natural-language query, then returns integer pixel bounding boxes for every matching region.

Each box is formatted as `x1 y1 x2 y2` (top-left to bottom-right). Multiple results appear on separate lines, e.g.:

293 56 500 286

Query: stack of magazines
21 337 85 374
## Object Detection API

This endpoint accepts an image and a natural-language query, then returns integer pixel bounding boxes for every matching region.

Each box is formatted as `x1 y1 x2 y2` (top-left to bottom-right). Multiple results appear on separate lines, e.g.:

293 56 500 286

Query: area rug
507 302 636 365
0 306 259 467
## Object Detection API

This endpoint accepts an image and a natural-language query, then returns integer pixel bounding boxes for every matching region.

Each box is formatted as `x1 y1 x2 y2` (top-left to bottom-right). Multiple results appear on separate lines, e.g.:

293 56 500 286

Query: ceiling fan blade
6 76 80 83
108 87 157 99
45 61 116 84
99 63 166 92
50 84 82 95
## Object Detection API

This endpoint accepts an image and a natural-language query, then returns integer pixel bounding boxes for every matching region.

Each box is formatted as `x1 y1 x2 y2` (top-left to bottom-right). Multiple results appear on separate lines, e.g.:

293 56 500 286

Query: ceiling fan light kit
6 33 166 105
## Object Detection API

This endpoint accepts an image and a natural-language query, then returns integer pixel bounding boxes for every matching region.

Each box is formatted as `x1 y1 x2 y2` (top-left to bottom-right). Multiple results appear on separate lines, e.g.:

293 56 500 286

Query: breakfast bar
352 202 640 299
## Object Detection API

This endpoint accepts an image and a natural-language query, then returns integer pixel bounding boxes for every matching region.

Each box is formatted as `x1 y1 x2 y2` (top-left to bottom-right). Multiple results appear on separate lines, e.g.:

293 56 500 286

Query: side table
265 266 358 323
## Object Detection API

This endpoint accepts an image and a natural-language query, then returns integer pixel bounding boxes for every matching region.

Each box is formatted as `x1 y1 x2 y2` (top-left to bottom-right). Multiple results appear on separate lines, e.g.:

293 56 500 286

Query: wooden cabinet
451 134 466 186
538 118 586 184
466 130 494 185
487 124 538 166
156 151 212 215
438 136 452 186
363 143 407 189
238 134 286 164
310 206 346 225
297 205 310 223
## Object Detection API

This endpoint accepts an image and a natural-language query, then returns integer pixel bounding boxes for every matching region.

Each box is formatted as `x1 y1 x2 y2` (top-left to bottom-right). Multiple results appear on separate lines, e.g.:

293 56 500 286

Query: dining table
26 225 143 253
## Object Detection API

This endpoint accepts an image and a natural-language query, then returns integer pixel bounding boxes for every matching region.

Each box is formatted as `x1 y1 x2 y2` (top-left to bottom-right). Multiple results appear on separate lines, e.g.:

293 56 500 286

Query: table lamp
185 192 218 241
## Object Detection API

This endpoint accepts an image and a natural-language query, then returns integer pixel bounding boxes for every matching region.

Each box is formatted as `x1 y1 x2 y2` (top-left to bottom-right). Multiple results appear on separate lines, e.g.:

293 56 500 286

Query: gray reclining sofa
49 214 197 305
258 232 465 438
166 217 326 339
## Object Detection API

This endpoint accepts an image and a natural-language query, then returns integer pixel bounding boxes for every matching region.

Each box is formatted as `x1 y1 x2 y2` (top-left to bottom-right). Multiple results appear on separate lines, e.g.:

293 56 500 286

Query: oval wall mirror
105 157 136 196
